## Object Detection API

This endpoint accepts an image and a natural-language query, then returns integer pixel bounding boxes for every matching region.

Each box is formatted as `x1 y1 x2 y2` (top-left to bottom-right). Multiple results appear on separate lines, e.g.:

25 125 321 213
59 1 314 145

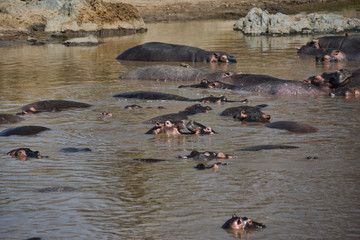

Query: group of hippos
2 34 360 233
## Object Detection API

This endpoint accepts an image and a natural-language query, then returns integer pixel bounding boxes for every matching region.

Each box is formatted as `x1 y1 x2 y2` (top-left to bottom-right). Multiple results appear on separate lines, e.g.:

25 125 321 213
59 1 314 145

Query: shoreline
0 0 359 46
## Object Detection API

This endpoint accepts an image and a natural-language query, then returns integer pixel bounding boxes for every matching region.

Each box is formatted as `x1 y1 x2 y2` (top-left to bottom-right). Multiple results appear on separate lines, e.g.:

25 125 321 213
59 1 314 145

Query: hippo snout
227 55 237 63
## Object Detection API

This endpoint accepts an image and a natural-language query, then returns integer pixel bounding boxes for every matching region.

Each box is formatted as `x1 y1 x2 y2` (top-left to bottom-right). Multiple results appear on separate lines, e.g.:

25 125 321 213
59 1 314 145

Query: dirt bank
119 0 360 22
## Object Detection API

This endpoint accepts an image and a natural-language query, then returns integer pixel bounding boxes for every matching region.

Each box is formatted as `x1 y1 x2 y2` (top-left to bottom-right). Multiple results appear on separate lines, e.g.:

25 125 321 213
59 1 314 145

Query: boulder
0 0 147 38
234 7 360 35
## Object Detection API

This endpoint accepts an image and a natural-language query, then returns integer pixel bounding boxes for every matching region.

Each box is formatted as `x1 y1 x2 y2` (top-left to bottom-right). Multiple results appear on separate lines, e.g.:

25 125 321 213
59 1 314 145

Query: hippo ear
333 50 340 56
303 79 311 84
232 213 237 218
213 52 220 59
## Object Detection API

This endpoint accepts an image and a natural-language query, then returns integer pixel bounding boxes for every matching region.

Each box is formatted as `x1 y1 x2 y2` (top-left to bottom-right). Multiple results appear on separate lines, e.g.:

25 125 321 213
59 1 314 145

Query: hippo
113 91 247 103
60 147 92 153
296 45 325 56
133 158 168 163
143 104 211 124
0 126 51 136
218 73 327 95
298 35 360 50
266 121 318 133
186 120 217 135
119 65 236 81
178 79 238 90
238 145 299 151
222 214 266 230
0 113 24 124
116 42 237 63
316 48 360 62
194 162 228 170
297 34 360 56
220 106 270 123
125 104 143 109
36 186 79 193
18 100 92 114
179 150 237 160
145 120 217 135
7 147 44 160
145 120 185 135
304 68 353 91
333 68 360 97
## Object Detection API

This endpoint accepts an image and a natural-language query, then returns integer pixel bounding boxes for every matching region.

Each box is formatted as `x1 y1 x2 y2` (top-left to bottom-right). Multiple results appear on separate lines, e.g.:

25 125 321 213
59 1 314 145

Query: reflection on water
0 18 360 240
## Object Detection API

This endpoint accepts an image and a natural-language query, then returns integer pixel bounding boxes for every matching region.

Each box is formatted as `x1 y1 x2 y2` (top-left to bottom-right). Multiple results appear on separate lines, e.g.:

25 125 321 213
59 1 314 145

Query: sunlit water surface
1 17 360 240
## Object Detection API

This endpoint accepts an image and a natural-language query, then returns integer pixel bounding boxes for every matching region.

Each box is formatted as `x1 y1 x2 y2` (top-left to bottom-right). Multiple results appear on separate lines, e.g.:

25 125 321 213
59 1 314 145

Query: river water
1 17 360 240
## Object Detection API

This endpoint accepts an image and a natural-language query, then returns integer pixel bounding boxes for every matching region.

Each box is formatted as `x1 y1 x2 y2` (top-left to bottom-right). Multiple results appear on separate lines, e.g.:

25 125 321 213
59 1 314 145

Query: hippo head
222 214 266 230
182 104 212 115
211 52 237 63
186 120 217 135
7 148 42 160
201 95 227 104
305 69 352 90
316 50 347 62
145 120 185 135
233 110 271 123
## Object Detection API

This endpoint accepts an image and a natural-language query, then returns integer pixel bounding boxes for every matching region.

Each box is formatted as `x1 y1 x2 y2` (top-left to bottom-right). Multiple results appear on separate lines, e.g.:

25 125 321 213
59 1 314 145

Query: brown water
1 19 360 240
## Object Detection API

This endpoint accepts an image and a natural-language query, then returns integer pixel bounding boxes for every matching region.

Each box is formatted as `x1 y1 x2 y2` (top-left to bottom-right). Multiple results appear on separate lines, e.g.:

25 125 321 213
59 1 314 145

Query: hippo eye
205 127 212 132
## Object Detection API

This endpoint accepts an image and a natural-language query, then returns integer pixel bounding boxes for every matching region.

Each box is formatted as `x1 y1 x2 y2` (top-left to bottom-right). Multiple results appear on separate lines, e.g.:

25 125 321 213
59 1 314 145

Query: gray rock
234 7 360 35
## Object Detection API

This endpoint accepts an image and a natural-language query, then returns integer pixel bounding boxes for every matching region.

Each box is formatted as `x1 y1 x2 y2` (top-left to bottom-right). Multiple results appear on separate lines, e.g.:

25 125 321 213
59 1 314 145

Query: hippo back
116 42 211 62
119 65 234 81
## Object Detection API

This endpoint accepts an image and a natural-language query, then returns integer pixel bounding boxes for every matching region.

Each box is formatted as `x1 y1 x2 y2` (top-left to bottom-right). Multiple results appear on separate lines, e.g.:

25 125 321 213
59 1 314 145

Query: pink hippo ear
312 39 320 48
303 79 311 84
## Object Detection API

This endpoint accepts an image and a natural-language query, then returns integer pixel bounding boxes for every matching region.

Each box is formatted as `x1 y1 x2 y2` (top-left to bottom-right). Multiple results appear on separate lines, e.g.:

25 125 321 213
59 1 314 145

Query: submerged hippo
0 114 24 124
113 91 247 103
297 34 360 56
145 120 217 135
178 79 238 89
316 48 360 62
36 186 79 193
145 120 185 135
143 104 212 124
194 162 229 170
333 68 360 97
119 65 236 81
18 100 92 114
218 74 327 95
116 42 237 63
304 68 353 91
238 145 299 151
0 126 51 136
179 150 237 160
7 147 43 160
60 147 92 153
266 121 318 133
220 105 270 123
222 214 266 230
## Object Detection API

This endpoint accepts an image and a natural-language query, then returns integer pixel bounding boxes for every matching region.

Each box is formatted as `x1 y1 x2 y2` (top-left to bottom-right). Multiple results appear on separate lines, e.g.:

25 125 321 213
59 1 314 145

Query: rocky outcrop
234 7 360 35
0 0 147 42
